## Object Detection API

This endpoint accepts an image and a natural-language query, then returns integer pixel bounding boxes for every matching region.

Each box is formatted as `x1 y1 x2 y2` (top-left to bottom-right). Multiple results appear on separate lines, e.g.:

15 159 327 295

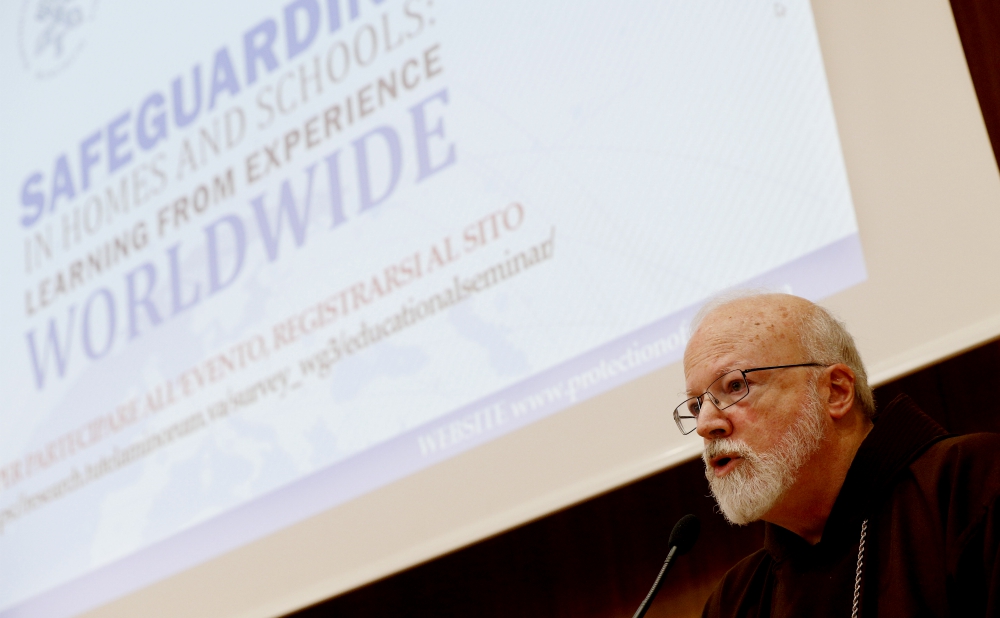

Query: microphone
632 514 701 618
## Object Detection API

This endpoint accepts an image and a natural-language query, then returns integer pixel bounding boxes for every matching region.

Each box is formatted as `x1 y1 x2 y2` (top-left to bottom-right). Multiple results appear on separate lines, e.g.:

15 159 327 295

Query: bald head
685 293 814 364
685 293 874 419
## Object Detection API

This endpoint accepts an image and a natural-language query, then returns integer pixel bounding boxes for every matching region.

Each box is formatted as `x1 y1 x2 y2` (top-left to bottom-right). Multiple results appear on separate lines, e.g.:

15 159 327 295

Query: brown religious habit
702 394 1000 618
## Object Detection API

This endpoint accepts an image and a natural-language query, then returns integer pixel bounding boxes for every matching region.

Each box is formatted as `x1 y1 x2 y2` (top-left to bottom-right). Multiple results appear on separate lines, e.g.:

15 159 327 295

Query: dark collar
764 394 949 560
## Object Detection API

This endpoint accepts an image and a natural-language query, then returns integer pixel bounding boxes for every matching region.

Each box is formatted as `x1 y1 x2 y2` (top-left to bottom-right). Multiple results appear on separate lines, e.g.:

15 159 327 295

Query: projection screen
1 0 998 616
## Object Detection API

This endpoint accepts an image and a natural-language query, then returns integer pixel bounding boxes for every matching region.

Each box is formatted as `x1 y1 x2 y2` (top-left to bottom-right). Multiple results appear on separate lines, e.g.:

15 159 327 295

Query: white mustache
703 438 759 464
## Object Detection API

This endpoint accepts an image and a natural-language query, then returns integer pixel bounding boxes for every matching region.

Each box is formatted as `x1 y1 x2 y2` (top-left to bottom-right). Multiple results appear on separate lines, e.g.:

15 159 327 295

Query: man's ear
824 364 856 420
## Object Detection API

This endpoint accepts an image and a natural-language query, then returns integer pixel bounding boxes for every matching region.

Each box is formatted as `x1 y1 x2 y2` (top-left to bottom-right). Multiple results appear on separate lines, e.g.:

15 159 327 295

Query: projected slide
0 0 864 614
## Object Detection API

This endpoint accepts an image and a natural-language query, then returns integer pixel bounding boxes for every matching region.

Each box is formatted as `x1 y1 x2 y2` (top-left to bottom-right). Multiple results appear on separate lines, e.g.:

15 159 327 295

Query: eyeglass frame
673 362 827 435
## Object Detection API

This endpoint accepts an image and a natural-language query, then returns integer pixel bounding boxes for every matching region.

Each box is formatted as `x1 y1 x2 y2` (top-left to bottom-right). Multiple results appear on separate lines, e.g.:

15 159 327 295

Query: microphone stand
632 514 699 618
632 545 680 618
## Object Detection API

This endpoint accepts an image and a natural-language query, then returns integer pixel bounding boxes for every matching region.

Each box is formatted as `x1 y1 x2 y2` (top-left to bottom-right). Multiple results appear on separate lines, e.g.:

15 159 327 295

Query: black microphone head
668 514 700 555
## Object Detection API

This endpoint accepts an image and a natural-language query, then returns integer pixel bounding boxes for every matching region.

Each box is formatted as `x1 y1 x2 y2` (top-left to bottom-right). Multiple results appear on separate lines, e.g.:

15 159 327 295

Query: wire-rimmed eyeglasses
673 363 826 435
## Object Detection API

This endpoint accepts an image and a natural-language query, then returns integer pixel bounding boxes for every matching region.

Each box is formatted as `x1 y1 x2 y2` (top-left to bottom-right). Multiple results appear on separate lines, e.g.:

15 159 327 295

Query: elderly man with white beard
678 293 1000 618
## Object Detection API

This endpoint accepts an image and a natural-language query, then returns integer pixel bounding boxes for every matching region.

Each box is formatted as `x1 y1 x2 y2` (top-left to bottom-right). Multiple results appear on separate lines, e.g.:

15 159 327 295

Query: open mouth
709 454 742 476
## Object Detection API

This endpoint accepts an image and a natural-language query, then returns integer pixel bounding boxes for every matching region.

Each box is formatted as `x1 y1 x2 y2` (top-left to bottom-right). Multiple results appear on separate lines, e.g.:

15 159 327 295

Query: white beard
703 392 827 525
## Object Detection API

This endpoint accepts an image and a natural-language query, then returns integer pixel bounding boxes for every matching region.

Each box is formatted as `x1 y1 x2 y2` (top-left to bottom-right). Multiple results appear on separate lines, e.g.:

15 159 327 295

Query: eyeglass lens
674 369 748 434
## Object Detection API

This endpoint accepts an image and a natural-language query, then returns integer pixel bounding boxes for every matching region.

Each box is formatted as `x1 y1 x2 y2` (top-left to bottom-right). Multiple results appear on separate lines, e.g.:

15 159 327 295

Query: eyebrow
684 364 743 396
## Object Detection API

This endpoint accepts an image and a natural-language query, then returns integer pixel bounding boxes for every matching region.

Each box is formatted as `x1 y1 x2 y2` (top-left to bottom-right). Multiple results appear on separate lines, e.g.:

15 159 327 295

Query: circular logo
18 0 99 79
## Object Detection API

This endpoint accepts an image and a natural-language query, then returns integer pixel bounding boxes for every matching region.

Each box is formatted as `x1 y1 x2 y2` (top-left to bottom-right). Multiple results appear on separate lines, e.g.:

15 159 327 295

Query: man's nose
695 397 733 439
